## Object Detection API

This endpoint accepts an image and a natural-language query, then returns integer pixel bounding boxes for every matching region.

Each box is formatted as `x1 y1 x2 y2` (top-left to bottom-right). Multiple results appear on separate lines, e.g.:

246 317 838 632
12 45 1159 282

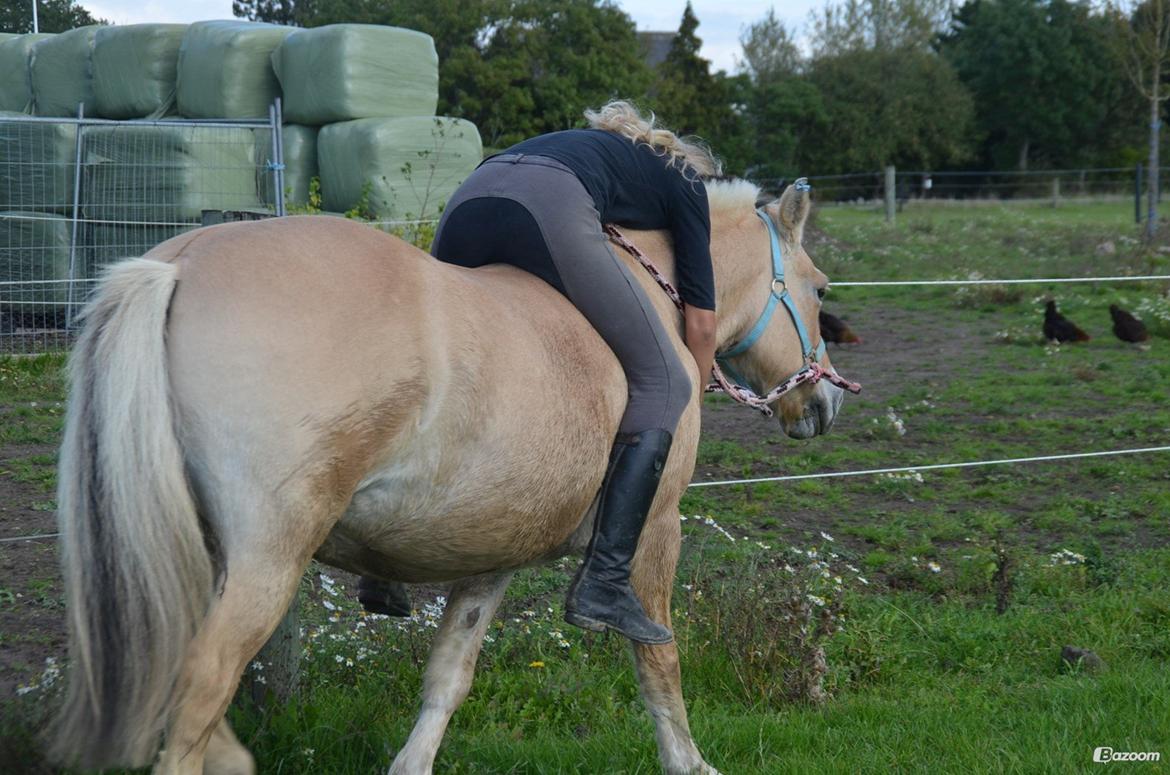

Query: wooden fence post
241 589 302 706
884 166 896 224
1136 163 1144 224
1051 177 1060 208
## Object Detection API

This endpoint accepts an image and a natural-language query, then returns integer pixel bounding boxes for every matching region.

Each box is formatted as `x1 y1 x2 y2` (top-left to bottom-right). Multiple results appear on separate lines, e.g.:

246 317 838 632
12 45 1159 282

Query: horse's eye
816 287 827 300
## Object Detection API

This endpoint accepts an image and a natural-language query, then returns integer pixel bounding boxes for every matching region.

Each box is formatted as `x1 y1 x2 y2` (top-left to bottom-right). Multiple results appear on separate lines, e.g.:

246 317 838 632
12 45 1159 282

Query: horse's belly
315 431 605 582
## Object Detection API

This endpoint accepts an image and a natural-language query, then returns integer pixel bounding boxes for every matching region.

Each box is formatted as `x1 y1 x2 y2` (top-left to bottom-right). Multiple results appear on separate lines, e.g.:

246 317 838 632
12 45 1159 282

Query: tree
298 0 509 125
803 46 975 173
738 7 802 83
744 76 828 181
251 0 652 148
1112 0 1170 237
470 0 653 146
653 2 745 169
941 0 1135 170
232 0 311 26
0 0 101 33
730 8 825 181
810 0 952 56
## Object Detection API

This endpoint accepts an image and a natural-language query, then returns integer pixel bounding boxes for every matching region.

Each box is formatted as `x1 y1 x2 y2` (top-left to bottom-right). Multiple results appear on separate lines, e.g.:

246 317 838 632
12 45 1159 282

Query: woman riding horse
358 102 719 645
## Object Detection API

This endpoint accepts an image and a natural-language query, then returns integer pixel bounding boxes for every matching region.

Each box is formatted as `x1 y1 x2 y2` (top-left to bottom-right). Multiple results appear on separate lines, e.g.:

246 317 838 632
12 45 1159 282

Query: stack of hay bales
92 24 187 120
177 21 292 120
1 20 484 321
317 116 481 220
82 123 259 223
0 211 77 324
84 21 292 273
30 26 101 117
0 33 66 319
0 116 78 213
0 33 54 112
273 24 482 220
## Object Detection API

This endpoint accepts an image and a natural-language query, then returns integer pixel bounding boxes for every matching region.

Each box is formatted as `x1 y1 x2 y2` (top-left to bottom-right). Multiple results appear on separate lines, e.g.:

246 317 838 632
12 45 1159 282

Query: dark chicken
1109 304 1149 344
819 310 862 345
1042 300 1090 343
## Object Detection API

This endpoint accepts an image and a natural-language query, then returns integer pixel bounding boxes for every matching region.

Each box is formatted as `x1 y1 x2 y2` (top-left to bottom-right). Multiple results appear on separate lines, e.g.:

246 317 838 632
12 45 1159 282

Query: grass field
1 200 1168 773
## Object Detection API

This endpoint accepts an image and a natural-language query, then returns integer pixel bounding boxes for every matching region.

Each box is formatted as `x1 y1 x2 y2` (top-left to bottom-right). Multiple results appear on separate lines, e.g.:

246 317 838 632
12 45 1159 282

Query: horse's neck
709 211 770 350
620 214 769 352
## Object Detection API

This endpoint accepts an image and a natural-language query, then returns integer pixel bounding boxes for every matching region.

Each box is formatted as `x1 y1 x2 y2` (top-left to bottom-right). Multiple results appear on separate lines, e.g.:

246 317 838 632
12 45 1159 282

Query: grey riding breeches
431 153 693 435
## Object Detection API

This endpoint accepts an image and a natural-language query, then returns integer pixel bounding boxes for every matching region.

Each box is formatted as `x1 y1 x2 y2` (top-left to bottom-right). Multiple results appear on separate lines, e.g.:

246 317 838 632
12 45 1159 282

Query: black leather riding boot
357 576 412 617
564 429 674 645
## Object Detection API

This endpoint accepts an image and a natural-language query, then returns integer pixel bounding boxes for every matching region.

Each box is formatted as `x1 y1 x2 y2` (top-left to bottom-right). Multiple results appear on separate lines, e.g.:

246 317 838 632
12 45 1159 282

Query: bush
677 526 863 707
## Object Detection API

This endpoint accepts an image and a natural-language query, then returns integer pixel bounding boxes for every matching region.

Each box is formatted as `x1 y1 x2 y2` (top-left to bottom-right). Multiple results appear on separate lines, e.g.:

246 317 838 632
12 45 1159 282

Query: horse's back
155 216 625 575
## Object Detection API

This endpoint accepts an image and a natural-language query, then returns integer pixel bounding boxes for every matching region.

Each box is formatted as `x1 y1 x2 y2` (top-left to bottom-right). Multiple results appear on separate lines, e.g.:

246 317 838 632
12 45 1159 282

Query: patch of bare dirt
0 464 64 702
699 304 990 449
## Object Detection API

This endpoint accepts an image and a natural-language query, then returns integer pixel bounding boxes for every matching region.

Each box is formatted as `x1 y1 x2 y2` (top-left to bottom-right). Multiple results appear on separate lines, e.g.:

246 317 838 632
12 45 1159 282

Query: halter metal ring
771 278 786 295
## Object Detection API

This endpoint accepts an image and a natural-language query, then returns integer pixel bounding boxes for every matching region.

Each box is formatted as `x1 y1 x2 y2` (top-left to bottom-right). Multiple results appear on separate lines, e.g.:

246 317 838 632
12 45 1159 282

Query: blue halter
715 207 825 391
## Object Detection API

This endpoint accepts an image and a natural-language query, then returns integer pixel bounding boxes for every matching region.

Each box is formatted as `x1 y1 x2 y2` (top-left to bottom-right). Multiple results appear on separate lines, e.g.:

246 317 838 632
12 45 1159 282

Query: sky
76 1 823 74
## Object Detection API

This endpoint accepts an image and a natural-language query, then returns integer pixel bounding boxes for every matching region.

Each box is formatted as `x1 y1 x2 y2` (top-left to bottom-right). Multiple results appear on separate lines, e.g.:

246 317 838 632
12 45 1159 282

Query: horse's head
710 179 846 439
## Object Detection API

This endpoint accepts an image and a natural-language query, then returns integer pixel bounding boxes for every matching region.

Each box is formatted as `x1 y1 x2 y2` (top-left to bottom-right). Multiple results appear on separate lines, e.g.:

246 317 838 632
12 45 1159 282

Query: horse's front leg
388 571 514 775
631 505 720 775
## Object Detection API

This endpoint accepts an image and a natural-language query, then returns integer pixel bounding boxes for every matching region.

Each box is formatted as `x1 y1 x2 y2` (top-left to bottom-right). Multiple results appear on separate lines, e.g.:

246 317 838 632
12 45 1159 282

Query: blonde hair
584 100 722 178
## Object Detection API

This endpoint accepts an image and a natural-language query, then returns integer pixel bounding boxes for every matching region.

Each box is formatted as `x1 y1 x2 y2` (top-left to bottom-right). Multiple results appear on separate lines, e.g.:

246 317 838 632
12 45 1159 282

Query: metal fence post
269 100 286 218
1051 177 1060 208
275 98 286 217
65 103 85 329
884 165 896 224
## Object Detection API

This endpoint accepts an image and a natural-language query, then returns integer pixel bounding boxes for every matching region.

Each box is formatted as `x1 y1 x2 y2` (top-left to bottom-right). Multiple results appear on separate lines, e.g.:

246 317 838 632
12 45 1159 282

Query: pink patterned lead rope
603 224 862 417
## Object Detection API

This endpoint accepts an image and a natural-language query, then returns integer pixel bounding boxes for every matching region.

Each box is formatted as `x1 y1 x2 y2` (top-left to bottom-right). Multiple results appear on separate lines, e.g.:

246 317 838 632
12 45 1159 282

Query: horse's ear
776 177 812 243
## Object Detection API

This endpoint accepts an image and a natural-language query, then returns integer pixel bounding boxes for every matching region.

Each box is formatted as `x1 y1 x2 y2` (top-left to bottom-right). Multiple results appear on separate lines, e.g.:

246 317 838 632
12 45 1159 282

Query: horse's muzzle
780 381 844 439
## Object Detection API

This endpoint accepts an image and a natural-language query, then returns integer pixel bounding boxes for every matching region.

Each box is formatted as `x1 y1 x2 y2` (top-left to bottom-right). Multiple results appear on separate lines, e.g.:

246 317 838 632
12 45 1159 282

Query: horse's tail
52 259 215 769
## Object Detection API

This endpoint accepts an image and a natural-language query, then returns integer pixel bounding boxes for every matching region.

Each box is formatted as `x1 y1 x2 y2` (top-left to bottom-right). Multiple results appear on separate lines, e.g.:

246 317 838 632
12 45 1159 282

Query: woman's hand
683 304 717 387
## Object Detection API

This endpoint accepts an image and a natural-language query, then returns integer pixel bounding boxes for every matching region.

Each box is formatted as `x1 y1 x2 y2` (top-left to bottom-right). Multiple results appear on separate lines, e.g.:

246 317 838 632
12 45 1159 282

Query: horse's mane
704 177 761 217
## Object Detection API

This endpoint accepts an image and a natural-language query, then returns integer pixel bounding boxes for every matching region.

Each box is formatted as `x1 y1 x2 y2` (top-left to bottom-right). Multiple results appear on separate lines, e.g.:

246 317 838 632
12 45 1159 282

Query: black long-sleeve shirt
503 129 716 310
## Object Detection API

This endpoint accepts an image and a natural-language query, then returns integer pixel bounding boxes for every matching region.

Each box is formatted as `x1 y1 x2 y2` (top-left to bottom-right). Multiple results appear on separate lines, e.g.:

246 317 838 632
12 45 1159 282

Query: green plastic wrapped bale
0 114 79 213
93 24 187 120
319 117 482 220
255 124 318 207
83 123 261 223
177 21 293 119
88 222 191 273
31 26 100 117
273 24 438 126
0 34 54 112
0 211 82 317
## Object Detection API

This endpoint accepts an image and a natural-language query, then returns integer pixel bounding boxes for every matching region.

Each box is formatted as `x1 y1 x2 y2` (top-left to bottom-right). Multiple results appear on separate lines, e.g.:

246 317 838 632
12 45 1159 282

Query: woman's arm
684 303 717 387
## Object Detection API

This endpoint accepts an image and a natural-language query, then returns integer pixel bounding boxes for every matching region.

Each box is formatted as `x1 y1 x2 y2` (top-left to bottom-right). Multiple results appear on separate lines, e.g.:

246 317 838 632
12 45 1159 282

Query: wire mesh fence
0 110 283 354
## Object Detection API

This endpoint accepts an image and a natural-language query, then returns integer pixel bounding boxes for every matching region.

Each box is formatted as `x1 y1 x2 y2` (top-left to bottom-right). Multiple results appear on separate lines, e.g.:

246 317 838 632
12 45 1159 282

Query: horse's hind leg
389 571 514 775
154 553 308 775
203 719 253 775
631 506 720 775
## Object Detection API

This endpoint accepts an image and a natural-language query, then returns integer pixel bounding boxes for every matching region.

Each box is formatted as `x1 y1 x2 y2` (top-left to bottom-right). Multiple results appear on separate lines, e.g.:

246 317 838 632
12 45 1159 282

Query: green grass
3 202 1169 772
206 549 1169 774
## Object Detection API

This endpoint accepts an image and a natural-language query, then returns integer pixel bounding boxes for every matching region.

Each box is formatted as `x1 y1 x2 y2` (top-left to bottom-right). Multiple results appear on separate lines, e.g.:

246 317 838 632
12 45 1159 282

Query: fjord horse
53 179 844 774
